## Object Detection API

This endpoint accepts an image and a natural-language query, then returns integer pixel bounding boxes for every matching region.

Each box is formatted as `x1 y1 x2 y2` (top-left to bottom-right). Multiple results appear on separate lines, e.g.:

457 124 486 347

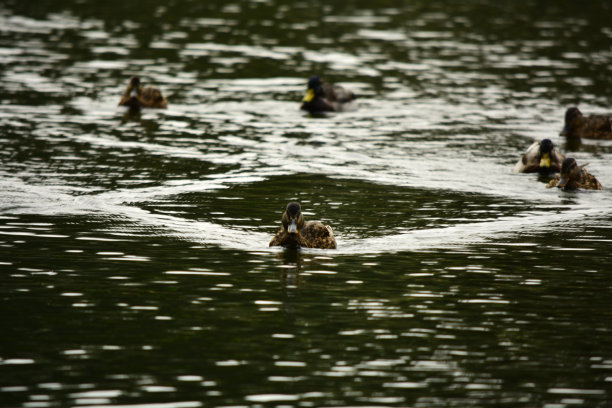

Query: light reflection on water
1 0 612 407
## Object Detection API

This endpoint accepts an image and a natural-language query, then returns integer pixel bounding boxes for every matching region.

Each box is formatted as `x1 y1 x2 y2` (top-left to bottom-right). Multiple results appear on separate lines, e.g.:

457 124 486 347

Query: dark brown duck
119 76 167 109
270 202 337 249
513 138 564 173
560 107 611 139
547 157 603 190
300 76 356 114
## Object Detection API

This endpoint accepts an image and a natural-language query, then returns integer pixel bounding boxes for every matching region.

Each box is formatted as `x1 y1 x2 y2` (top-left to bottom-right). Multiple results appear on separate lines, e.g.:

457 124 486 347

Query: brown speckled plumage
270 202 337 249
560 107 611 139
547 157 603 190
119 76 167 109
300 76 356 113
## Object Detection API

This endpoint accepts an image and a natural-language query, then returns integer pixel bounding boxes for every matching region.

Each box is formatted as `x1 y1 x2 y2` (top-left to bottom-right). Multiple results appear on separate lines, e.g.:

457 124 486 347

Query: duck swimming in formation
513 138 564 173
300 76 356 113
547 157 603 190
270 202 337 249
560 107 611 139
118 76 168 109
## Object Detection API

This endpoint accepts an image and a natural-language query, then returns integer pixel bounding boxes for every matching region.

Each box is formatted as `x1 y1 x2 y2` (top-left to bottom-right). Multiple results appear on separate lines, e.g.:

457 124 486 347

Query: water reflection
276 249 301 294
2 0 612 407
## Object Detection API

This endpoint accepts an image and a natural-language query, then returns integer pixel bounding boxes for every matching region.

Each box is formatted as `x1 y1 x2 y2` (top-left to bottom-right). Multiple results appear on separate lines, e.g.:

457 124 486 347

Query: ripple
0 358 35 365
1 3 612 408
77 403 201 408
245 393 299 402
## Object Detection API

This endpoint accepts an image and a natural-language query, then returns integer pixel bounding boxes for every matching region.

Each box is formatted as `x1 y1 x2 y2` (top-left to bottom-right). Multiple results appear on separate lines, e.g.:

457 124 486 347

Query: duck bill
302 89 315 103
557 176 568 189
539 153 551 169
287 219 298 234
559 125 569 136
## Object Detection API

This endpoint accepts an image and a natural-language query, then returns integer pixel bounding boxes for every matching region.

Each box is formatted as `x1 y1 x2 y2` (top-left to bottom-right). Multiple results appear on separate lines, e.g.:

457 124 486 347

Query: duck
300 76 356 113
269 202 337 249
546 157 603 190
513 138 564 173
118 76 167 109
560 107 611 139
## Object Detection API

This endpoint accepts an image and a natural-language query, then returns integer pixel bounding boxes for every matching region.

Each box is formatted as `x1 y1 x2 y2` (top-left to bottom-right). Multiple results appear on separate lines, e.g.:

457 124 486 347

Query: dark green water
1 0 612 407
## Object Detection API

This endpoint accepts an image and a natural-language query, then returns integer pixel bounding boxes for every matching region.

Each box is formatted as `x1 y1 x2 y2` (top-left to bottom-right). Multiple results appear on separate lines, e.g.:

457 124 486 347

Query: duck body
513 138 564 173
560 107 611 139
547 157 603 190
300 76 356 114
270 202 337 249
119 76 167 109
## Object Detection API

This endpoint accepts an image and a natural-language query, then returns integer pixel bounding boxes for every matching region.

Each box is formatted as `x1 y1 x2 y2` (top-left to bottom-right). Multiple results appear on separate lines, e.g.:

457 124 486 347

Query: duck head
557 157 582 190
126 76 142 98
302 76 324 103
280 202 305 248
283 202 305 233
560 107 584 137
538 138 554 169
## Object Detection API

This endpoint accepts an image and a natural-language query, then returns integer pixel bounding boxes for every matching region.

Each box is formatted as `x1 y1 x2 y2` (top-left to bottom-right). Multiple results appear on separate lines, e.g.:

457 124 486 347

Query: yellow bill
302 89 315 102
539 153 551 168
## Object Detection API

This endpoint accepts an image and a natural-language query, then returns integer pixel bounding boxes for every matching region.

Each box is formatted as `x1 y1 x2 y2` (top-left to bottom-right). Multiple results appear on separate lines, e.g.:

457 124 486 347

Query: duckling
560 107 611 139
300 76 356 113
270 202 337 249
513 138 564 173
547 157 603 190
118 76 167 109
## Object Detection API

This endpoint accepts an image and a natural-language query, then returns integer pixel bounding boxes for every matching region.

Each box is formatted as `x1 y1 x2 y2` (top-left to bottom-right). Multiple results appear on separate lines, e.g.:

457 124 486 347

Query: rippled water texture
1 0 612 407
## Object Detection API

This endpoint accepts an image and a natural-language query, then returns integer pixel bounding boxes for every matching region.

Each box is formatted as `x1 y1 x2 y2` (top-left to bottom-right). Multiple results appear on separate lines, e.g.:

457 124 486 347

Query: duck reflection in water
547 157 603 190
560 107 611 139
119 76 168 110
119 108 162 131
270 202 337 249
513 138 564 174
277 249 301 295
300 76 356 114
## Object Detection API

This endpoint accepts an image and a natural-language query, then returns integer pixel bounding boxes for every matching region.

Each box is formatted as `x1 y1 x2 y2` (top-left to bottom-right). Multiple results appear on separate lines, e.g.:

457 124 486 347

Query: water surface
1 0 612 407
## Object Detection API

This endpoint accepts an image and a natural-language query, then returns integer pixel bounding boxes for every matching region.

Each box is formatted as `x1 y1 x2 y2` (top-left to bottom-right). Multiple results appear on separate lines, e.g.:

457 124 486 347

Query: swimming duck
560 107 611 139
118 76 168 109
270 202 337 249
300 76 356 113
513 138 564 173
546 157 603 190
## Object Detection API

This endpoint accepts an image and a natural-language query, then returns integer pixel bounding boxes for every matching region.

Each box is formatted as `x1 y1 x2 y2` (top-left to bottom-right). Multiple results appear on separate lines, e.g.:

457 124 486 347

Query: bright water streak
1 1 612 407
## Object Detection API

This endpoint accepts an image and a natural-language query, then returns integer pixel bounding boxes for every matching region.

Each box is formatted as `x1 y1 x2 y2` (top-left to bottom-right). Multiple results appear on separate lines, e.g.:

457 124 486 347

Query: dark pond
1 0 612 407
